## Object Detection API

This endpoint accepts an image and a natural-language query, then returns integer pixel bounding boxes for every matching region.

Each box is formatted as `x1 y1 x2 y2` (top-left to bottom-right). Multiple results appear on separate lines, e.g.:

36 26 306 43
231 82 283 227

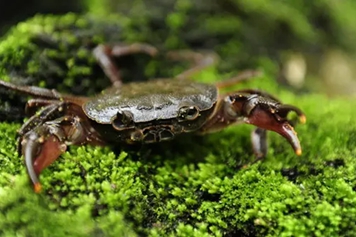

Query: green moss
1 11 356 237
1 73 356 236
0 13 129 94
0 174 137 237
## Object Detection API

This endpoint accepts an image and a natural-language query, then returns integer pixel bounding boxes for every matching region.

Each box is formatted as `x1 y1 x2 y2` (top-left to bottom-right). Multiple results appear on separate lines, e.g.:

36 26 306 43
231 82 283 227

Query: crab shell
83 79 219 144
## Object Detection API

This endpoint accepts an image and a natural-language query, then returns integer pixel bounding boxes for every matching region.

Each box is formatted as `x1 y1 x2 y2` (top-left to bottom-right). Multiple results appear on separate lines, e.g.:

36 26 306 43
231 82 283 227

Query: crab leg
93 43 221 84
17 103 64 157
251 127 268 159
231 89 282 102
215 70 263 89
166 50 219 80
0 80 61 99
0 79 87 105
93 43 158 88
25 99 59 116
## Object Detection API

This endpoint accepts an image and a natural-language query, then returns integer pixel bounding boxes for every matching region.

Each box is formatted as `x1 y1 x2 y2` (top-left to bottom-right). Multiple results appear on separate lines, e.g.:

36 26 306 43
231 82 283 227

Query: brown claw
245 106 304 155
22 132 66 193
278 123 302 155
299 114 307 124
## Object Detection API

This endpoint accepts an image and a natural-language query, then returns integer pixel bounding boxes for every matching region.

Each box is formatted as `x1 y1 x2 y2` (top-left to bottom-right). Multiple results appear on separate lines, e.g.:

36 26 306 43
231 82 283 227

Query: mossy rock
1 13 356 237
1 74 356 236
0 13 156 94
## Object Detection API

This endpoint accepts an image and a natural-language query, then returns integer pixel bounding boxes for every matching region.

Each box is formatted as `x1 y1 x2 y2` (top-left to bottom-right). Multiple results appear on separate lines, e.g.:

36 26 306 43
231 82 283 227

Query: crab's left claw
245 103 305 156
21 126 67 193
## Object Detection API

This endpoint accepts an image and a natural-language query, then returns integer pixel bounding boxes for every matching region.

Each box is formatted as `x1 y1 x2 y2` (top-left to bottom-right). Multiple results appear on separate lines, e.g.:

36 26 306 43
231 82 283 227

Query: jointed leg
215 70 263 89
93 43 158 88
24 98 62 117
0 80 61 99
160 53 261 87
251 128 267 161
18 102 64 140
166 50 219 80
231 88 282 102
0 80 87 105
93 44 220 84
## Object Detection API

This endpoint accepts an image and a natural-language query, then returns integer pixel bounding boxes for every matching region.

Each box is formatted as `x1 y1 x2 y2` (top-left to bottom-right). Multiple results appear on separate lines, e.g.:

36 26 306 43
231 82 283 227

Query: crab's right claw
245 104 305 155
21 127 67 193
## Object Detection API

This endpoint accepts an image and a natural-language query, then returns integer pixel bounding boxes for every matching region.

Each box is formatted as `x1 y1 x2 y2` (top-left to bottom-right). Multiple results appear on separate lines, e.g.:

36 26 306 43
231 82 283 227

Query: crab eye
112 110 134 130
179 106 199 120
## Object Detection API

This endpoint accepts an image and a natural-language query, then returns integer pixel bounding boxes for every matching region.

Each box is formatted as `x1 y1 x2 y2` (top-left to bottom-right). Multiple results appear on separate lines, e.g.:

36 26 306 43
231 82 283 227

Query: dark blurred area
0 0 82 35
91 0 356 97
0 0 355 124
1 0 356 97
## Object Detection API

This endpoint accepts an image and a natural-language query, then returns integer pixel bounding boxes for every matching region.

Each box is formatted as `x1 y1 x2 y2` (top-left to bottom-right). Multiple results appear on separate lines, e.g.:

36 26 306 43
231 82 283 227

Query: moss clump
0 13 136 94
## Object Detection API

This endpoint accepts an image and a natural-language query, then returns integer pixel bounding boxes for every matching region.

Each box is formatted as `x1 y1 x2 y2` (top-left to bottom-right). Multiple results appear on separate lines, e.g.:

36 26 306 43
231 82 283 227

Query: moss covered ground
0 13 356 237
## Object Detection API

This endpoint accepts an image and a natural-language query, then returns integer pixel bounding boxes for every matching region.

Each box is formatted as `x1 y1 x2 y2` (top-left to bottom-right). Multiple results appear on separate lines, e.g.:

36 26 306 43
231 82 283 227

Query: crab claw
245 104 305 155
21 127 67 193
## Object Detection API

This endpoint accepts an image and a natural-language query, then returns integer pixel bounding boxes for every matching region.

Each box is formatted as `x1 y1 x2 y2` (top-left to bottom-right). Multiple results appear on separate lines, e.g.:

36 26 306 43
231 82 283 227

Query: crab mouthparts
246 109 302 155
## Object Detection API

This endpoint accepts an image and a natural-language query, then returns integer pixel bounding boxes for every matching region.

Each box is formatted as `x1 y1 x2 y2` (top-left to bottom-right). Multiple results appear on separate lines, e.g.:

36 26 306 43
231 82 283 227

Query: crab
0 43 306 193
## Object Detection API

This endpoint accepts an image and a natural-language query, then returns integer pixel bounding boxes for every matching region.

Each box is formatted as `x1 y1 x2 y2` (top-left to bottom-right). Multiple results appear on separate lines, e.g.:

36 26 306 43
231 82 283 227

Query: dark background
0 0 82 35
1 0 356 97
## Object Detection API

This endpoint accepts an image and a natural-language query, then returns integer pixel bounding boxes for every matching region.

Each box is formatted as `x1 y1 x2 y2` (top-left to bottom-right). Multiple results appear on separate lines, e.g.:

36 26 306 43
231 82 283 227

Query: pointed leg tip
150 48 159 57
299 115 307 124
34 183 42 193
295 148 302 156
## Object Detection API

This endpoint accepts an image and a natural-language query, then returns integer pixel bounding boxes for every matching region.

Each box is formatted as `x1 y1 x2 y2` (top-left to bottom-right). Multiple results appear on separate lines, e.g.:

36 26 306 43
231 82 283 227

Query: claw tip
299 115 306 124
34 183 42 193
295 148 302 156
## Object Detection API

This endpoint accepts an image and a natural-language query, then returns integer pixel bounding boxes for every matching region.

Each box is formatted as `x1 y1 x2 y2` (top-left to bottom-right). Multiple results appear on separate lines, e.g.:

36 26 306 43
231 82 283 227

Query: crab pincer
244 99 306 157
22 130 66 193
